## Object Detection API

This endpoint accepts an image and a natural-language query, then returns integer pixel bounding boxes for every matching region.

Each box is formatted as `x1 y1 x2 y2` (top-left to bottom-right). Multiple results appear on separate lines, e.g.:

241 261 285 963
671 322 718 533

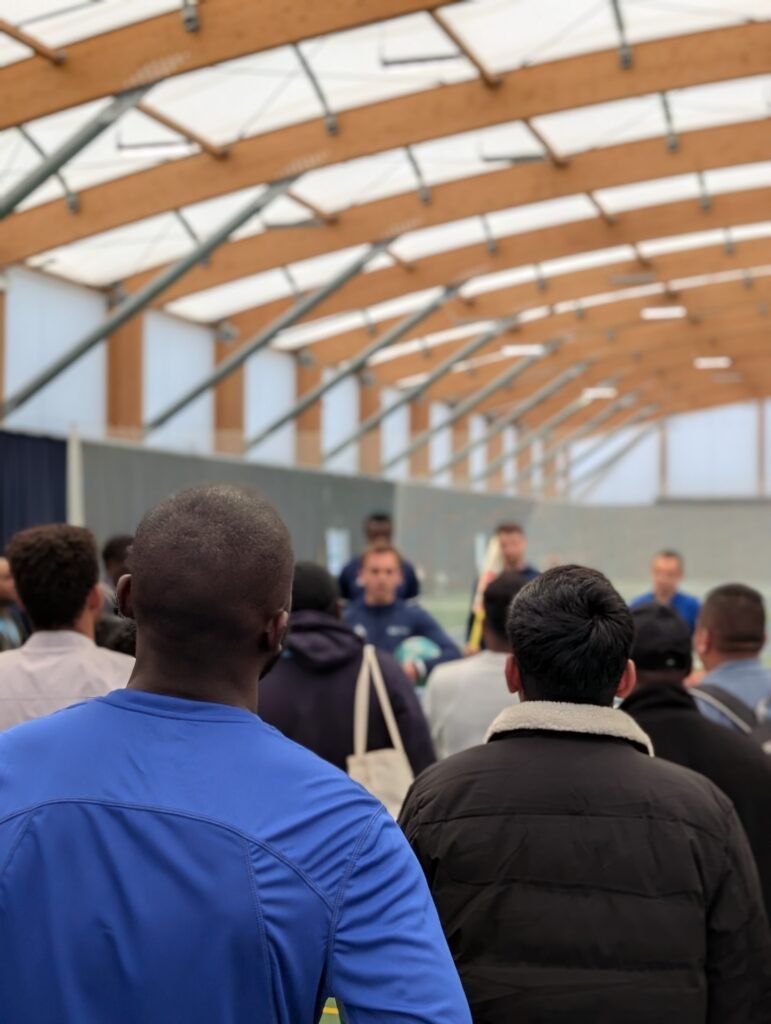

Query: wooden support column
542 452 558 499
214 343 244 454
296 360 323 466
106 317 143 441
516 440 532 496
451 416 471 488
486 430 505 491
757 400 766 497
358 378 381 475
409 399 431 479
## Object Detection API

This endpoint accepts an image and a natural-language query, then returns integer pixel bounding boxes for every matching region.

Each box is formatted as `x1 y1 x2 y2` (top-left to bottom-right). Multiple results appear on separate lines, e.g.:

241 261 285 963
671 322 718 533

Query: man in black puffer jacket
399 565 771 1024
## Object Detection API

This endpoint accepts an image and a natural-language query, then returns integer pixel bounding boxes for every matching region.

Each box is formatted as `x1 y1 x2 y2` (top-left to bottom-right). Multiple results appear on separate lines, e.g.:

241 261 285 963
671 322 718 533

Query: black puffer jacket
399 701 771 1024
622 682 771 923
258 609 435 775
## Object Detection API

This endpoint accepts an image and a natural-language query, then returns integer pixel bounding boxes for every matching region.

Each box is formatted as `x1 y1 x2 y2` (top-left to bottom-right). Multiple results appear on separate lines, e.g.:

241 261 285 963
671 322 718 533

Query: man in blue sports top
630 549 700 632
0 484 470 1024
344 543 460 684
338 512 420 602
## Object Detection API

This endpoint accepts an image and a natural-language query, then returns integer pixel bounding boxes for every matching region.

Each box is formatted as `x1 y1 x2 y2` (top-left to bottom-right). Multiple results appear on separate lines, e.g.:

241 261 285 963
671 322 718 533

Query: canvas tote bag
346 644 414 818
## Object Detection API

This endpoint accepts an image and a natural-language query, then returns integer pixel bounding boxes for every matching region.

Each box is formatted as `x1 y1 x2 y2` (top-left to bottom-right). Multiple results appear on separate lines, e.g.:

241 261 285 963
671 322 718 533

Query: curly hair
6 525 99 630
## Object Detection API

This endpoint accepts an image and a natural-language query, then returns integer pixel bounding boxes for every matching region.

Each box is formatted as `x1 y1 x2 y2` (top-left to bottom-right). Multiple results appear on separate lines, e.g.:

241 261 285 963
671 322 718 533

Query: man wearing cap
622 602 771 921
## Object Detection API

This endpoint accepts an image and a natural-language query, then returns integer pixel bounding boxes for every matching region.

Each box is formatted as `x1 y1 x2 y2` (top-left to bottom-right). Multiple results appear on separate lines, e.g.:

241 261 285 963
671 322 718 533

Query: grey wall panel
80 438 771 597
81 439 394 564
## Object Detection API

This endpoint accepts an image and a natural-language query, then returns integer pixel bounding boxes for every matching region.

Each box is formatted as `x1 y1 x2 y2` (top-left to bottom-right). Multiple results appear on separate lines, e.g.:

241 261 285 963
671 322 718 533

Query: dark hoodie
258 609 435 775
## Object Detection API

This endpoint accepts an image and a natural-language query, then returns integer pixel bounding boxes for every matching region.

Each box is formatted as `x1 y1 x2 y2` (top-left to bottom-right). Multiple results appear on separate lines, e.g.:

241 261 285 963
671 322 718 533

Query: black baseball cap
631 602 692 672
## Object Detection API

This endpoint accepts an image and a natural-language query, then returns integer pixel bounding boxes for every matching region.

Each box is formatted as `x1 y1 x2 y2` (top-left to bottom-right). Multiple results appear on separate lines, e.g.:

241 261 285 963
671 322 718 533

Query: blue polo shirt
0 690 470 1024
630 591 701 632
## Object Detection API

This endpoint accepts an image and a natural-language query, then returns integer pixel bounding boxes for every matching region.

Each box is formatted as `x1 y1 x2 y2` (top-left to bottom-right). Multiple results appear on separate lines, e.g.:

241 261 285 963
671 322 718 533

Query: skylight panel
532 95 666 155
593 173 699 214
167 268 293 324
667 75 771 134
623 0 770 46
5 1 179 48
487 195 597 237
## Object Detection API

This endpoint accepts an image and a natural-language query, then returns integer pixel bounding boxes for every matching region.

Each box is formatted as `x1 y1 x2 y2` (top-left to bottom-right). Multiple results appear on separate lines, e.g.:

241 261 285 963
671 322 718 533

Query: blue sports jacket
0 690 470 1024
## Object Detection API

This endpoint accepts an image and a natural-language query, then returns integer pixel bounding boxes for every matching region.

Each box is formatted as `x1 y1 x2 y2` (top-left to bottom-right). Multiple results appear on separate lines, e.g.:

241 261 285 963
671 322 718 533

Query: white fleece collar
485 701 654 756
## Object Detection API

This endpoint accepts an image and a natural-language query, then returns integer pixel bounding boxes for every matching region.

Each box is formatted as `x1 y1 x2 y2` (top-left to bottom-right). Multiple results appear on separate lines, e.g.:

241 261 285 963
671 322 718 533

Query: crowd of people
0 487 769 1022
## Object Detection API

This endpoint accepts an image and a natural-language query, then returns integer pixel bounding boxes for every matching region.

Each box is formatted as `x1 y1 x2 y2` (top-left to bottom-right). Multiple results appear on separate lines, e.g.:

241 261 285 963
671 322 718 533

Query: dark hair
130 484 293 658
101 534 134 568
6 524 99 630
700 583 765 655
360 542 402 569
292 562 339 616
483 571 530 642
656 549 683 567
497 521 525 536
631 602 692 677
506 565 634 706
366 512 392 527
95 614 137 657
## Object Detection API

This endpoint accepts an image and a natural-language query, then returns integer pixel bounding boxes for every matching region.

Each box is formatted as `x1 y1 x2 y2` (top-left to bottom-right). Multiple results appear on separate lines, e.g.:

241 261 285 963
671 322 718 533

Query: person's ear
693 624 708 658
86 583 103 616
505 654 524 698
261 608 289 654
616 659 637 700
116 575 134 620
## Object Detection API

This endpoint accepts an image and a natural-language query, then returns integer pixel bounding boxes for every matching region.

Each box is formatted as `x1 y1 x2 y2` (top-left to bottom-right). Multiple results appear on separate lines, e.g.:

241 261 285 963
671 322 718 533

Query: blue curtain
0 430 67 548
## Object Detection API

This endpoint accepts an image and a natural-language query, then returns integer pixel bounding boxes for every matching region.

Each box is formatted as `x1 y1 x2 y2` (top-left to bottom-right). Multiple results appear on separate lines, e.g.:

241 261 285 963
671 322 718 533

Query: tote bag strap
353 645 408 759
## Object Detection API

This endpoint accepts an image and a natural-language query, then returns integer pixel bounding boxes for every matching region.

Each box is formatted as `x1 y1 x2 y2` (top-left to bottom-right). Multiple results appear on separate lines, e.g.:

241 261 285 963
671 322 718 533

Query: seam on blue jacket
0 798 335 911
324 806 385 988
240 836 278 1024
0 808 33 883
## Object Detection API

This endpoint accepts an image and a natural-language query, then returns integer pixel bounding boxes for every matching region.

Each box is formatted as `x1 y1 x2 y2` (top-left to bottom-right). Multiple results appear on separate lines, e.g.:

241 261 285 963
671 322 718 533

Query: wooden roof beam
114 139 771 308
2 22 767 261
428 9 501 89
0 0 460 130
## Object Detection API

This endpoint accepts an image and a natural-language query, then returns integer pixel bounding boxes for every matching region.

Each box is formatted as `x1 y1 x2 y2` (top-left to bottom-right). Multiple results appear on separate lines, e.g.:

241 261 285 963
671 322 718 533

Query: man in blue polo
631 549 700 632
0 484 470 1024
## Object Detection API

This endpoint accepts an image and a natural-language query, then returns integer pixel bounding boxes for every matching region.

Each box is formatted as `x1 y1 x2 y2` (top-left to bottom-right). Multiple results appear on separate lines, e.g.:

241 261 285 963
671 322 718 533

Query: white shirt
424 650 516 759
0 630 134 732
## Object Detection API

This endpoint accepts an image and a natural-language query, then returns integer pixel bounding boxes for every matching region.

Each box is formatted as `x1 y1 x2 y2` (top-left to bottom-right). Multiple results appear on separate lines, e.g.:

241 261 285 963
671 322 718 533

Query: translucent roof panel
594 173 700 214
444 0 769 74
0 1 178 63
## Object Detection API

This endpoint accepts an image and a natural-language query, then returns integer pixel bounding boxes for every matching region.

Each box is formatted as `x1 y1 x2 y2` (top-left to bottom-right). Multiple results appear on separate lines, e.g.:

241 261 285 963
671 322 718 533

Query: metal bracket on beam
17 126 78 213
609 0 633 69
181 0 200 33
385 246 416 273
215 321 239 344
523 120 569 168
659 93 678 152
282 265 301 298
296 348 316 368
724 228 735 255
293 43 338 135
534 263 548 292
404 146 431 205
361 308 378 337
0 176 296 421
631 243 653 270
0 85 150 221
480 215 497 255
0 17 65 64
697 171 711 211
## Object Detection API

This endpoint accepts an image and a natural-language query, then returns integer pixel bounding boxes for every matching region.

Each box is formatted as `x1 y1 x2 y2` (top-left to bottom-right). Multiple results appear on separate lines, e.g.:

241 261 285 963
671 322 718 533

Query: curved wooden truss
1 23 767 264
1 7 770 467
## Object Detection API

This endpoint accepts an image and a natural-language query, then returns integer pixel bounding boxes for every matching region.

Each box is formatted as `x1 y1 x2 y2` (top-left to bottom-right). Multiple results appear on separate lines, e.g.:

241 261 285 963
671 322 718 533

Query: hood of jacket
283 609 364 672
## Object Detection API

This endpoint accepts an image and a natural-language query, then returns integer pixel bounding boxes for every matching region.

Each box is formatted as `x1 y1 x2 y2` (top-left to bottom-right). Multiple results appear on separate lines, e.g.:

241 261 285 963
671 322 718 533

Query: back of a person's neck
34 621 94 641
708 652 761 669
128 654 261 713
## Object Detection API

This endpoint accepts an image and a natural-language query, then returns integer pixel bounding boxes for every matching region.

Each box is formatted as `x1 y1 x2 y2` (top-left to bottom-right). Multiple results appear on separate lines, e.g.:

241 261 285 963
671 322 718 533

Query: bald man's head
121 484 293 685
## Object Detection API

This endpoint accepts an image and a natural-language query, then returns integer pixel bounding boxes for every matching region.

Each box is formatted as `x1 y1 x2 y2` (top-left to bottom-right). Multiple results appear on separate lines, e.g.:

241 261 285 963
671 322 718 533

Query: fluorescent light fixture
501 344 547 356
640 305 687 320
581 386 618 401
694 356 733 370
